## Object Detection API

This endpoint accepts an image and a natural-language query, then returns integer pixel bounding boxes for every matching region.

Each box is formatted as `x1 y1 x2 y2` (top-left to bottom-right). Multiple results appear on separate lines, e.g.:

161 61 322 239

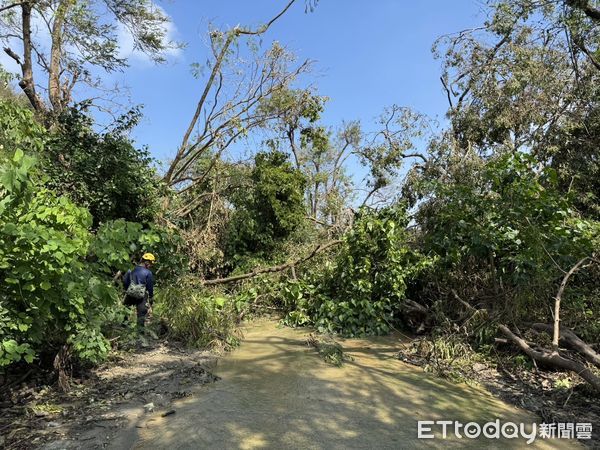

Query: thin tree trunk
49 0 72 112
19 1 45 112
553 257 591 352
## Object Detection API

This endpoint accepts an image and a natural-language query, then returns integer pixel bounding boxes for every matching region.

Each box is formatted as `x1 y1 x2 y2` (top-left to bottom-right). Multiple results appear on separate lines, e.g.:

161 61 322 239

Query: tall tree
163 0 310 196
433 0 600 217
0 0 177 116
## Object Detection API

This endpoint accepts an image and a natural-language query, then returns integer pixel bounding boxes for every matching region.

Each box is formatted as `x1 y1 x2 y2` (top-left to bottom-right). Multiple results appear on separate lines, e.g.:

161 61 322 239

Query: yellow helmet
142 252 156 262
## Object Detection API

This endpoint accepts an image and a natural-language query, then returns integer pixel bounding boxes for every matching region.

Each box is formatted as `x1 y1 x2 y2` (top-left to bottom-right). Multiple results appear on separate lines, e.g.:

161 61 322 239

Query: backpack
126 283 146 301
126 271 147 301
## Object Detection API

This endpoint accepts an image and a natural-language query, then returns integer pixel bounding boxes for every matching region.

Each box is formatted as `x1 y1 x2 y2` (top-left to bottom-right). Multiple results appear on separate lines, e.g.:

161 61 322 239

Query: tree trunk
19 1 45 112
532 323 600 369
49 0 72 112
499 324 600 391
552 257 591 352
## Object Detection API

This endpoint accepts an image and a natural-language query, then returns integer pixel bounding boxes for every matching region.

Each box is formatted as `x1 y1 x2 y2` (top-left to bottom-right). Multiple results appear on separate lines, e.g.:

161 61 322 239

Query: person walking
123 253 155 329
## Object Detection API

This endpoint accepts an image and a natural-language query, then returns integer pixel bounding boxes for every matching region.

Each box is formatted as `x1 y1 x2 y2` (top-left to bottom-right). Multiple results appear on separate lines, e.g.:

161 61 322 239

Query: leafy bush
44 106 163 225
154 280 242 351
0 149 119 365
0 99 45 160
413 151 600 328
226 150 307 264
282 205 432 336
90 219 187 283
0 100 178 368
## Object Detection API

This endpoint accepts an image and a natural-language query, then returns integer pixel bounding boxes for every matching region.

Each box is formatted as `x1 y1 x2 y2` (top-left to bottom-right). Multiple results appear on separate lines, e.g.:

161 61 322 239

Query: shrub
154 280 242 352
44 106 163 225
226 150 307 263
282 205 432 336
413 151 600 330
90 219 188 283
0 149 119 365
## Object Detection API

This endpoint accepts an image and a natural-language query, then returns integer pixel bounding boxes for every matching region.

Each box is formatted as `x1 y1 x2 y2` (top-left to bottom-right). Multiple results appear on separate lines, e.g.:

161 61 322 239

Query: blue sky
117 0 486 165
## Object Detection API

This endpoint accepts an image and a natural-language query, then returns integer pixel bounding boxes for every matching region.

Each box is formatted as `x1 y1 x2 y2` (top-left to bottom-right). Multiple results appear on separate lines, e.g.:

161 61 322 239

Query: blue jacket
124 265 154 300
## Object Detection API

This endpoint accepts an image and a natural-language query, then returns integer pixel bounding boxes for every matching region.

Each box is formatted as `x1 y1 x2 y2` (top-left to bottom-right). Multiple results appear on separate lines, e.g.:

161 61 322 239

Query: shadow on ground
125 320 578 450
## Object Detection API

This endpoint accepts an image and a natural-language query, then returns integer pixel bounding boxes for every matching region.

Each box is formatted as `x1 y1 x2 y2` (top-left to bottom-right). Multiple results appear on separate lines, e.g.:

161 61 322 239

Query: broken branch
202 240 342 285
499 324 600 391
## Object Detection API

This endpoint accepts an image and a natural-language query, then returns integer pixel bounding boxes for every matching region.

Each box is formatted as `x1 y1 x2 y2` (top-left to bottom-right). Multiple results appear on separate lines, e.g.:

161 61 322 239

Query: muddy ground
0 338 219 449
1 323 598 448
397 343 600 448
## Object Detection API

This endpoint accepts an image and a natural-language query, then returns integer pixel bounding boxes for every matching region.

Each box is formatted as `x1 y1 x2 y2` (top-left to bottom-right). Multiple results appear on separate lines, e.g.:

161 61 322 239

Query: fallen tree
532 323 600 369
201 240 342 286
498 256 600 392
498 324 600 391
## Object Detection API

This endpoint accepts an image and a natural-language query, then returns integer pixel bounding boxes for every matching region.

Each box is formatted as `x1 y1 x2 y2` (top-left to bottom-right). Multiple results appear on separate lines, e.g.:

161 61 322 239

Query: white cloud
1 2 182 77
116 3 183 65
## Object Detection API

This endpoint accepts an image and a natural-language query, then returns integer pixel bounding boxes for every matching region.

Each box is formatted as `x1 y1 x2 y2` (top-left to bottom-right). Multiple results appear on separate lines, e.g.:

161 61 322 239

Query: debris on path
0 339 219 449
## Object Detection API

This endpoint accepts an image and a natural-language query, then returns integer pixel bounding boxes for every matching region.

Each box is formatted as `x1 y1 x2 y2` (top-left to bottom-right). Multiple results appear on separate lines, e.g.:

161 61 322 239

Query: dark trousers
125 296 149 328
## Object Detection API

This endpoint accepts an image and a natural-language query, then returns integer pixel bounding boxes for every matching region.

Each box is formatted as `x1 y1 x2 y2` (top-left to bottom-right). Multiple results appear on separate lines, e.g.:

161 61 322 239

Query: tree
258 87 327 169
44 105 163 225
359 105 429 207
434 0 600 218
0 0 178 116
226 150 307 263
163 1 311 198
258 87 359 222
260 88 428 221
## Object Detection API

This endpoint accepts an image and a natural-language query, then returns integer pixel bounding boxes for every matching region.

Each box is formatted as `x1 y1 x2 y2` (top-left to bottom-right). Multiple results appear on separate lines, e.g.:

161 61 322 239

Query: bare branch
237 0 297 36
552 257 595 351
164 0 299 186
0 1 24 13
3 46 21 65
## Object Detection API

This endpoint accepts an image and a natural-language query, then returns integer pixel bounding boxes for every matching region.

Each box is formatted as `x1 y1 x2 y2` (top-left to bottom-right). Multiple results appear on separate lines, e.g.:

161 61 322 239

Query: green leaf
13 149 24 162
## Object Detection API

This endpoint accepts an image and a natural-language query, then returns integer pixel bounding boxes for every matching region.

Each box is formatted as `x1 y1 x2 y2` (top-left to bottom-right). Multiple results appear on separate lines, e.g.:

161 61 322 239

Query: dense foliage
409 151 600 336
226 150 307 266
0 148 117 365
45 107 163 225
0 100 185 367
282 206 431 336
2 0 600 401
154 281 244 352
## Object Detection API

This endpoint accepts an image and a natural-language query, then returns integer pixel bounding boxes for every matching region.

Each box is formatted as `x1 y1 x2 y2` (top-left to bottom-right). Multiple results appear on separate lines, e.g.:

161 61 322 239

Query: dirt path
119 320 579 449
4 341 218 450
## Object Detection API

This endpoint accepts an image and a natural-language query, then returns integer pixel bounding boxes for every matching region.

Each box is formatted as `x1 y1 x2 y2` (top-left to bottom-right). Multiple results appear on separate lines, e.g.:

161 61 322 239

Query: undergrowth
153 279 245 352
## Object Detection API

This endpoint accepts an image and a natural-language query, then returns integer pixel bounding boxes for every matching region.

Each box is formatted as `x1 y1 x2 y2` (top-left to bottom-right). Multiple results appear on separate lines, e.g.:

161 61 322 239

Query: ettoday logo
417 420 592 444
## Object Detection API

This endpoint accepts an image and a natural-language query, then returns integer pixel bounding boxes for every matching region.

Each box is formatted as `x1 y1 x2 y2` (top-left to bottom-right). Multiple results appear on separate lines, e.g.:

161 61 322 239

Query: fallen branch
498 324 600 391
451 289 477 312
532 323 600 369
552 257 594 351
306 215 330 226
402 298 429 314
201 240 342 285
